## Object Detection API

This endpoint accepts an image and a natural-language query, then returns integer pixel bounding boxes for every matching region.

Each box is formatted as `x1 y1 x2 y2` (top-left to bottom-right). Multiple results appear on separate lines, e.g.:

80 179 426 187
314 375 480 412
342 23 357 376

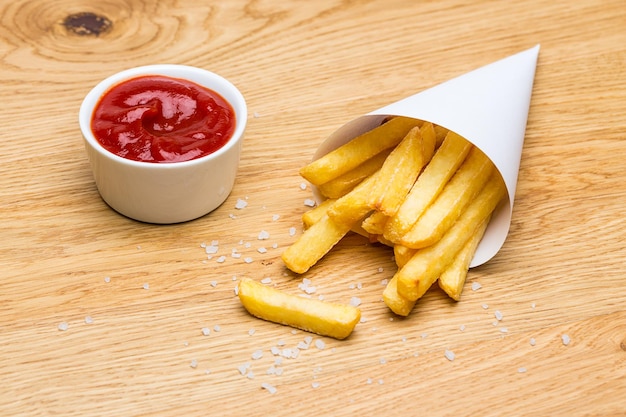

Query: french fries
237 278 361 340
277 116 507 322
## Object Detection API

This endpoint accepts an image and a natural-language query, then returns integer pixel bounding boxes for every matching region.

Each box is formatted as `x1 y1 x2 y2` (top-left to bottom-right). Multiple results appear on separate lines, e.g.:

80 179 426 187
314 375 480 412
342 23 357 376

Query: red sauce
91 75 236 163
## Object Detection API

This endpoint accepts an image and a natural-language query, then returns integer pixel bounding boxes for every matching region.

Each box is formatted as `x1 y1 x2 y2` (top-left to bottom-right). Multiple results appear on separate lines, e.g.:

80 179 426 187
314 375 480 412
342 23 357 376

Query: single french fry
383 131 473 243
434 124 449 148
238 278 361 340
361 210 389 235
299 116 421 186
326 170 380 225
317 149 391 199
396 173 506 301
393 244 417 269
400 146 494 249
302 198 336 228
281 213 352 274
369 123 436 216
382 276 415 317
438 215 490 301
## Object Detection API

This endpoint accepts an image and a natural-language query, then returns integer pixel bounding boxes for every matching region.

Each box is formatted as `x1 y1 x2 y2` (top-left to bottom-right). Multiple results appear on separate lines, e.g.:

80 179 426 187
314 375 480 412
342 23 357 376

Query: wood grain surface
1 1 625 416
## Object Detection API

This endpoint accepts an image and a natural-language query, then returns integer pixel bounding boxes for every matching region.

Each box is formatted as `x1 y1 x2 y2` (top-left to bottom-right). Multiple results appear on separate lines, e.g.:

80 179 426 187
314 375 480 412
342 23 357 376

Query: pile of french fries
281 116 506 317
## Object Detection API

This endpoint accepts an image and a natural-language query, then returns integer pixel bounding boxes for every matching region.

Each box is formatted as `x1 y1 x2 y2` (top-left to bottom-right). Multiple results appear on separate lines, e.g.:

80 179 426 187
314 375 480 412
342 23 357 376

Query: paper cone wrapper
313 45 540 267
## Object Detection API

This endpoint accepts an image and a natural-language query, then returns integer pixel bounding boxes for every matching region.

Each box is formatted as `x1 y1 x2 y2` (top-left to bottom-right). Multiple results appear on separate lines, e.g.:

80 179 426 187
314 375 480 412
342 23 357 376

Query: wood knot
63 12 112 36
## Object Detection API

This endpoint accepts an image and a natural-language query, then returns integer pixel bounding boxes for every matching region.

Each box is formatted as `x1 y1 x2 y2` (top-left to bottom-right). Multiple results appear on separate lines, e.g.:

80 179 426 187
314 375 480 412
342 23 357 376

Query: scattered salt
252 350 264 360
315 339 326 350
500 327 508 333
205 245 219 254
235 198 248 209
495 310 503 321
379 358 387 365
257 247 267 254
238 363 250 375
261 277 272 284
272 214 280 221
366 378 373 384
561 334 571 346
459 325 466 331
258 230 270 240
248 329 256 336
261 382 277 394
529 338 536 346
190 359 198 369
84 316 93 324
518 367 527 373
312 382 320 389
143 283 149 290
244 257 253 264
289 227 297 236
471 282 482 291
377 267 384 273
104 276 111 283
213 325 221 332
58 322 69 331
444 350 455 361
300 182 307 190
202 327 211 336
210 281 218 287
482 303 489 309
303 199 316 207
350 297 362 307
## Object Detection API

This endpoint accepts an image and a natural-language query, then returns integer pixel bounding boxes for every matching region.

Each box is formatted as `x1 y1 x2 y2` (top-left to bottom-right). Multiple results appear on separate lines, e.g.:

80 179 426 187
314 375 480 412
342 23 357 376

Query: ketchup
91 75 236 163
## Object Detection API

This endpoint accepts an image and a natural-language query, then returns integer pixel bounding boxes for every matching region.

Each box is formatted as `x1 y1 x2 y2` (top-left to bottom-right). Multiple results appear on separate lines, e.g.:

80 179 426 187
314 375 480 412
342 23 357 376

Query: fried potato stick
282 213 353 274
400 146 494 249
317 149 391 199
368 123 436 216
299 116 420 186
396 173 506 301
438 215 490 301
383 131 473 243
238 278 361 340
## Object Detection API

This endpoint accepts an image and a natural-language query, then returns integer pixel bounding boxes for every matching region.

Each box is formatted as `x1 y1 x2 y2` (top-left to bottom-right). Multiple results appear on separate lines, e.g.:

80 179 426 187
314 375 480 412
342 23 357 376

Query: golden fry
299 116 420 186
383 131 473 243
396 172 506 301
281 214 352 274
393 244 416 269
237 278 361 340
438 215 490 301
326 170 379 225
361 211 389 235
400 146 494 249
317 149 391 199
382 276 415 317
368 123 436 216
302 198 336 228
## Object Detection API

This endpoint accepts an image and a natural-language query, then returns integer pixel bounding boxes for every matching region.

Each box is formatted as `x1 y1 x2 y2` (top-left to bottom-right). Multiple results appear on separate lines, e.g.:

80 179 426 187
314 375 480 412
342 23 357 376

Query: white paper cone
313 45 540 267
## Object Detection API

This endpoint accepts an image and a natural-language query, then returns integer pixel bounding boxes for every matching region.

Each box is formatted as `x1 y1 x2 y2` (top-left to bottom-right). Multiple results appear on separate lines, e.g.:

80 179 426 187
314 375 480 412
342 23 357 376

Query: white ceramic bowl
79 64 247 224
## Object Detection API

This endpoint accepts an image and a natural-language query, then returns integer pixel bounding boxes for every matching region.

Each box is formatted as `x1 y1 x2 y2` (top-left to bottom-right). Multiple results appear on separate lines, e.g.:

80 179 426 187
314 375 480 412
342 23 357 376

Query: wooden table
2 1 625 415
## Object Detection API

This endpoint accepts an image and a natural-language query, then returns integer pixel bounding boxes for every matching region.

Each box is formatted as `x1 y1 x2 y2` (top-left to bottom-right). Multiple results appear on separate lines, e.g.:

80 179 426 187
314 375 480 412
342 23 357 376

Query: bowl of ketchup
79 64 247 224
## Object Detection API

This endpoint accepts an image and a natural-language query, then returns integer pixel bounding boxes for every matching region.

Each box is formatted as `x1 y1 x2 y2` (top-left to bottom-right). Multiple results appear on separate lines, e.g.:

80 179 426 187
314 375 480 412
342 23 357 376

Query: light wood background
1 1 625 416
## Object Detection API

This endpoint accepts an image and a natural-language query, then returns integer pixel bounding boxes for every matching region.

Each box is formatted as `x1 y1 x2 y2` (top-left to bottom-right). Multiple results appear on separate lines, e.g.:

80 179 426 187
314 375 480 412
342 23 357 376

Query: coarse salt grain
244 257 253 264
561 334 571 346
257 247 267 254
143 283 149 290
238 363 250 375
471 282 482 291
235 199 248 209
300 182 307 190
202 327 211 336
350 297 362 307
210 281 218 287
261 277 272 284
85 316 94 324
304 199 316 207
216 256 227 263
190 359 198 368
444 350 455 361
482 303 489 309
258 230 270 240
495 310 503 321
529 338 536 346
518 367 527 373
205 245 219 254
104 276 111 283
272 214 280 221
289 227 297 236
58 322 69 331
261 382 277 394
312 382 320 389
315 339 326 350
214 325 221 332
252 350 264 360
